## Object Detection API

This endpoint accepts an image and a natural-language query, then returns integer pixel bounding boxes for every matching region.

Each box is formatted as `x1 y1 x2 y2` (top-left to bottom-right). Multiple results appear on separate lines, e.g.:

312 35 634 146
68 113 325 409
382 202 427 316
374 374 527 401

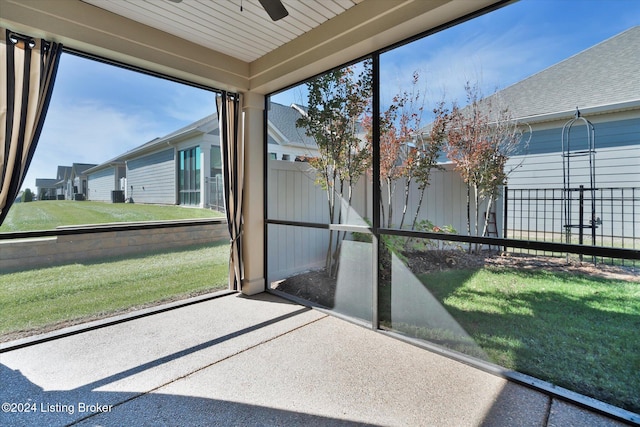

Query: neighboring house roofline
485 26 639 119
71 163 98 175
86 113 219 172
418 26 639 136
56 165 72 181
517 99 640 125
122 127 205 158
84 161 126 175
267 102 317 149
290 103 308 117
267 120 289 145
35 178 58 186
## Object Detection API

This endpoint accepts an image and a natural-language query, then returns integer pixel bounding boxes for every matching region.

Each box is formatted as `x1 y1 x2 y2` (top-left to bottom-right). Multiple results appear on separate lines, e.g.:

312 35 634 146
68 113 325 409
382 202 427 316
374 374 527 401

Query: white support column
241 92 265 295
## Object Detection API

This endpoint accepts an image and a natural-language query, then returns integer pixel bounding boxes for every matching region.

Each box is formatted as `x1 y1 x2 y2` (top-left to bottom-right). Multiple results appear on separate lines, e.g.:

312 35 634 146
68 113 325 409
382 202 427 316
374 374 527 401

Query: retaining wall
0 219 229 271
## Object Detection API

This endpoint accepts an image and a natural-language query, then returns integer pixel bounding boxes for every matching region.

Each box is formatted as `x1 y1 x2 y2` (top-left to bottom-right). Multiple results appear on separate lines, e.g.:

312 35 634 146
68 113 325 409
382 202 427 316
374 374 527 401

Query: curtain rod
7 31 36 49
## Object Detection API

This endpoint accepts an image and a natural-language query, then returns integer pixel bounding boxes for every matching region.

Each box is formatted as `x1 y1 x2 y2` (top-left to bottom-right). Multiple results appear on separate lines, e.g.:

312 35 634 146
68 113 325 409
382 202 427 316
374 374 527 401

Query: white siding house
55 165 72 200
69 163 97 200
267 102 319 161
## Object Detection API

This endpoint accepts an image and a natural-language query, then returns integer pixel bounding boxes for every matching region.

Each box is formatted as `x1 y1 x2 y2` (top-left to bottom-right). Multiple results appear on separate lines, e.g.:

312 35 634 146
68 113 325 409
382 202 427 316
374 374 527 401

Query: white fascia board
267 120 288 146
518 99 640 125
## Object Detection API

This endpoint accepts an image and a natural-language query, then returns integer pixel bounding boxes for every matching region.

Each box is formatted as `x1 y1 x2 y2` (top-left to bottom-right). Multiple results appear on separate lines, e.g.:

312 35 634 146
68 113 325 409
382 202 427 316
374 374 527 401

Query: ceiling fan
257 0 289 21
167 0 289 21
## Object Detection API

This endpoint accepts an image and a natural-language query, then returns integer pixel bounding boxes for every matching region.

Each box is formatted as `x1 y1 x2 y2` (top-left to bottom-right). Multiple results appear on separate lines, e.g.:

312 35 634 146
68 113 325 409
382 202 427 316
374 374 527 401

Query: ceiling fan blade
258 0 289 21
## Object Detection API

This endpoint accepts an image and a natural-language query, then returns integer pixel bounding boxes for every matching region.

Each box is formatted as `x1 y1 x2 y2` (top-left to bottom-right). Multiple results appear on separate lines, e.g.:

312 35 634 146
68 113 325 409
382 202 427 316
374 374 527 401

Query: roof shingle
490 26 640 119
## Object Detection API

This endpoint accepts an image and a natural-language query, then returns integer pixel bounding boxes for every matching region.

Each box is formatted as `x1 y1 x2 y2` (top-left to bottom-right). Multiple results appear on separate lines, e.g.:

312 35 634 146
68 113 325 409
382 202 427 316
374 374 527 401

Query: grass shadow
272 246 639 413
0 242 230 341
411 266 640 413
1 241 228 274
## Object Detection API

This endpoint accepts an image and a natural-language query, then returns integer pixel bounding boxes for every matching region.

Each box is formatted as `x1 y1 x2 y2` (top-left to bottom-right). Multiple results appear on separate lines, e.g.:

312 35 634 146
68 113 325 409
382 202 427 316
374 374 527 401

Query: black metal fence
504 187 638 266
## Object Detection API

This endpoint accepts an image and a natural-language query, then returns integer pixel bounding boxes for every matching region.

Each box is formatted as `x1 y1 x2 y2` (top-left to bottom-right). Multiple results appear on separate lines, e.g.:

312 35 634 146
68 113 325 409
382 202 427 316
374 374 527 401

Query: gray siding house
85 162 126 202
479 26 640 241
127 148 176 204
412 26 639 241
87 114 220 207
86 102 321 207
497 26 640 189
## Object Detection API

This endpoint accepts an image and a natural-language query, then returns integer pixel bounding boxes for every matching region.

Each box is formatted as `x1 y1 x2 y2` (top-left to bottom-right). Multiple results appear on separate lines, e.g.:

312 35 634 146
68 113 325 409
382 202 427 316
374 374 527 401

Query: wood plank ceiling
82 0 363 63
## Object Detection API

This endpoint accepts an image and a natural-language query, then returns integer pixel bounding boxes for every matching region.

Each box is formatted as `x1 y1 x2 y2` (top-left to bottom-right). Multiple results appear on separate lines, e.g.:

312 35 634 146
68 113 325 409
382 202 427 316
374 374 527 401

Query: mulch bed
273 250 639 308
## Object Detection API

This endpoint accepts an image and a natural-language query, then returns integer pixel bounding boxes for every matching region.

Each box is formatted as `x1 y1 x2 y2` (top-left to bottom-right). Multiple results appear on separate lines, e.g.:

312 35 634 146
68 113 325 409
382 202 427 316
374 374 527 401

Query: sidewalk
0 293 630 426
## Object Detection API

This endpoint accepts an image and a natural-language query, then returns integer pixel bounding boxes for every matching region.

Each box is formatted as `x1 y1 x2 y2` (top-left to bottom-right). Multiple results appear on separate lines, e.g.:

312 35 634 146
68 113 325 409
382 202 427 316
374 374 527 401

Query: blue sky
23 0 640 192
25 56 217 191
377 0 640 105
272 0 640 108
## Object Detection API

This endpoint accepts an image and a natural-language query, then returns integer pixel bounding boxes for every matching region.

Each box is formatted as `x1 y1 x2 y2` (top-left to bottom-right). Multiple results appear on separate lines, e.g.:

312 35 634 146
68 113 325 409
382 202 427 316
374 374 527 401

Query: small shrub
405 219 459 252
23 188 34 202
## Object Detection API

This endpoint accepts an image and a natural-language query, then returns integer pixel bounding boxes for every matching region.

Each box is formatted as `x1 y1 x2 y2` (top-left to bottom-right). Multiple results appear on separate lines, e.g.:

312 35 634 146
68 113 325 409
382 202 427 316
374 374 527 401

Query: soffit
1 0 505 94
79 0 505 93
82 0 364 63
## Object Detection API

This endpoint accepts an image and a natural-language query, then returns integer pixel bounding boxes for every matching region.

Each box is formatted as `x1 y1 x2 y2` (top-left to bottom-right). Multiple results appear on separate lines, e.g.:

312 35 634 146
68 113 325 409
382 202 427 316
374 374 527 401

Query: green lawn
0 200 222 232
399 267 640 413
0 243 229 341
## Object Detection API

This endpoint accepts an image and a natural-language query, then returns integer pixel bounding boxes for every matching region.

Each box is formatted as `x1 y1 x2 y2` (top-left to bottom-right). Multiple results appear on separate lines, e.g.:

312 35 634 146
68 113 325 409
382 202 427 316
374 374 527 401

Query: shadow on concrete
0 364 380 426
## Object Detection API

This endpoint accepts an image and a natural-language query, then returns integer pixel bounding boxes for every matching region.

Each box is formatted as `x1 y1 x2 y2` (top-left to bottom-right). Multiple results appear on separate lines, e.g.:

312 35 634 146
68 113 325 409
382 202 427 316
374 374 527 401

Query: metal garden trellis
561 108 597 261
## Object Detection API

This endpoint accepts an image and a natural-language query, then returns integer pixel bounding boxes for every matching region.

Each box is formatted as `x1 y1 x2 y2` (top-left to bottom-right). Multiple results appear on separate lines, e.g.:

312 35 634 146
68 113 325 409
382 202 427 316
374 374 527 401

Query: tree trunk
466 184 471 253
410 185 427 231
330 179 359 278
324 167 338 272
330 179 347 278
473 185 481 253
386 177 394 228
398 176 412 230
481 195 495 253
379 184 386 229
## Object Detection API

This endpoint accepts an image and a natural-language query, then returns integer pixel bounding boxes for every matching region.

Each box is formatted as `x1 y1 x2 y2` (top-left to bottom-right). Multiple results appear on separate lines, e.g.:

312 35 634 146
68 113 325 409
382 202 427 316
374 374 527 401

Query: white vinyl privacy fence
267 160 495 282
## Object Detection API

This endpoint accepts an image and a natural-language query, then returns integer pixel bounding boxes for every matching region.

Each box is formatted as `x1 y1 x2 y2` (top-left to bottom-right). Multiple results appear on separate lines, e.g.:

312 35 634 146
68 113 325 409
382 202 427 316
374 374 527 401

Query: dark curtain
0 28 63 225
217 91 244 291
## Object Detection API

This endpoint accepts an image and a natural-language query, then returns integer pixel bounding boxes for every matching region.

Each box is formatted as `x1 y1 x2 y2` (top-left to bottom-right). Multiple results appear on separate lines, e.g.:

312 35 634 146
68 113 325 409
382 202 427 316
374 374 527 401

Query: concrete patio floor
0 292 631 426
